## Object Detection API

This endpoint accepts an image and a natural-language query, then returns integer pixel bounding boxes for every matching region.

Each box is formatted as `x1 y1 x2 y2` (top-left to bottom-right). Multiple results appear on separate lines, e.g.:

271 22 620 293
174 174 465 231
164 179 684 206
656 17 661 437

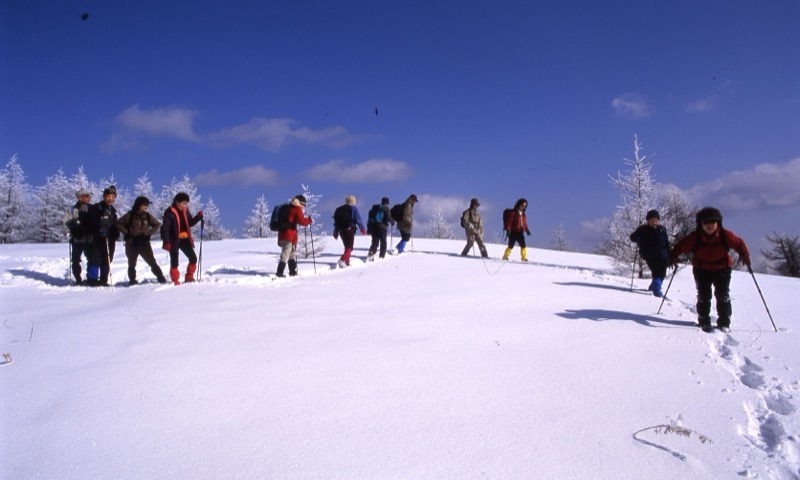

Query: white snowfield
1 237 798 480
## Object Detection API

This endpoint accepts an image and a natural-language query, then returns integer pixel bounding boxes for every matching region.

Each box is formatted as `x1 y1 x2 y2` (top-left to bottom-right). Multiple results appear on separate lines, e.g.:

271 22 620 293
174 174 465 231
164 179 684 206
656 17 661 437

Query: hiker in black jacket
629 209 670 297
81 185 119 286
367 197 395 260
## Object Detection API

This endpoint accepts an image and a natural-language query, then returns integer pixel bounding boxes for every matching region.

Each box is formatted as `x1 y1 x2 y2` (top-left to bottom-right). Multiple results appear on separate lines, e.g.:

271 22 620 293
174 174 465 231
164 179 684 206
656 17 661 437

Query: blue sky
2 1 798 255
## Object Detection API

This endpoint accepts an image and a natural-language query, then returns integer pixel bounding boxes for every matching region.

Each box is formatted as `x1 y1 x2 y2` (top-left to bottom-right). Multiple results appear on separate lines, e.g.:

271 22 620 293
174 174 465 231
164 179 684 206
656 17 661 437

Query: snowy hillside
1 237 798 480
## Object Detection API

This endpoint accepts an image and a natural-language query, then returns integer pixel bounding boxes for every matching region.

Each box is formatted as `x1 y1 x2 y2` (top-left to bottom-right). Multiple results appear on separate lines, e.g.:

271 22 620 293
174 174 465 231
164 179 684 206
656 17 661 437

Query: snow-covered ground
1 237 798 480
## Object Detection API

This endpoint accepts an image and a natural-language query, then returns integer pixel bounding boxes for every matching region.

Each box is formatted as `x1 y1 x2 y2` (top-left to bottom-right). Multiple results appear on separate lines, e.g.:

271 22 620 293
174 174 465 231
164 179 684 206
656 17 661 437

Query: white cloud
611 93 654 120
101 105 201 152
684 97 716 113
193 165 280 187
305 158 413 183
209 118 367 151
685 158 800 212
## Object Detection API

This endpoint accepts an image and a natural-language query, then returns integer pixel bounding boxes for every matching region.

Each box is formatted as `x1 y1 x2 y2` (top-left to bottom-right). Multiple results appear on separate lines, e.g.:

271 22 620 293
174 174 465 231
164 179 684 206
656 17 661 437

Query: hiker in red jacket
668 207 750 332
276 194 313 277
502 198 531 261
161 192 203 285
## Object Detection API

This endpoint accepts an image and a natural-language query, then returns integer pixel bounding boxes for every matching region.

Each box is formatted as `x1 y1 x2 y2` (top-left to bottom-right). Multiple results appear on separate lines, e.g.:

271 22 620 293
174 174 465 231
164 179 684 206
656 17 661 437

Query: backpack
460 209 470 229
502 208 514 230
269 203 290 232
390 203 405 223
367 204 384 224
332 204 353 230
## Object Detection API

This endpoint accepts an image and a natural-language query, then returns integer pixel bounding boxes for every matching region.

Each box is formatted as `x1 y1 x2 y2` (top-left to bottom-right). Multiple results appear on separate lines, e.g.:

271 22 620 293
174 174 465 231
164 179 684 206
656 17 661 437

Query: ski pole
309 227 317 274
105 237 114 288
198 218 204 281
67 241 73 283
748 266 778 332
630 246 639 291
657 264 679 315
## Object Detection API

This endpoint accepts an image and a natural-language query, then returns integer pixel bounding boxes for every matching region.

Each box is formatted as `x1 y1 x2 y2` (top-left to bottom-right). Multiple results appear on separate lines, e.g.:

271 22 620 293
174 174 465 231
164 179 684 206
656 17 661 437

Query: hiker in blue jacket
629 209 670 297
332 195 366 267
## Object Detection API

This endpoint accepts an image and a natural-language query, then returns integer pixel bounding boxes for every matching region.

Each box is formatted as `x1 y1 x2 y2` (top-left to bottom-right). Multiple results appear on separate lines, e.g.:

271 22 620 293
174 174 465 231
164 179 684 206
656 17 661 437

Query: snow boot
652 277 663 297
717 298 732 330
169 268 181 285
129 279 138 286
396 240 406 254
520 247 528 262
185 262 197 283
288 259 298 276
502 247 512 260
276 261 287 278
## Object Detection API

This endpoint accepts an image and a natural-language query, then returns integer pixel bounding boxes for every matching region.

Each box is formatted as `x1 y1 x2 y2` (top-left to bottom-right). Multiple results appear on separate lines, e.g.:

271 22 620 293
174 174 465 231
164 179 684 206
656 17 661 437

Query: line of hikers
63 187 752 331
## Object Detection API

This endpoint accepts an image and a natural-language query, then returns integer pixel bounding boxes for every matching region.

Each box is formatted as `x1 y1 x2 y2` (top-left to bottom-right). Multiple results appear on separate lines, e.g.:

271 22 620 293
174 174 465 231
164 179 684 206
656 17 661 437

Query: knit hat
133 196 151 210
102 185 117 197
173 192 190 204
646 209 660 220
381 197 390 205
294 194 307 206
75 189 91 198
696 206 723 225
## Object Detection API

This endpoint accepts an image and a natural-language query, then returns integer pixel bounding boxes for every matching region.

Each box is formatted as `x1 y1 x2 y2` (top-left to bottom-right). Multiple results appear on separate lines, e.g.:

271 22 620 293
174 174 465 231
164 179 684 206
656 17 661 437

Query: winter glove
197 210 204 218
741 254 751 268
333 231 339 240
526 229 531 236
163 243 171 251
360 229 366 235
99 229 109 238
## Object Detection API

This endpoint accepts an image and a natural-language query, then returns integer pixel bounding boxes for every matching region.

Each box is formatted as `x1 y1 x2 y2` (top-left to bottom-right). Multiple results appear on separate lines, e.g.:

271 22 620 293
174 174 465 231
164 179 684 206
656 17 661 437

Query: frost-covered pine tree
598 135 657 273
243 195 271 238
32 169 75 243
762 232 800 278
0 155 32 243
655 185 697 242
551 222 572 251
296 184 326 258
425 208 455 239
199 197 232 240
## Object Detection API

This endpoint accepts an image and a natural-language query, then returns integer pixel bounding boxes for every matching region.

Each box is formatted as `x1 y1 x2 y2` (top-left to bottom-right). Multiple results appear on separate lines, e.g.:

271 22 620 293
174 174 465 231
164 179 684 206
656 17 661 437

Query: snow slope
1 237 798 480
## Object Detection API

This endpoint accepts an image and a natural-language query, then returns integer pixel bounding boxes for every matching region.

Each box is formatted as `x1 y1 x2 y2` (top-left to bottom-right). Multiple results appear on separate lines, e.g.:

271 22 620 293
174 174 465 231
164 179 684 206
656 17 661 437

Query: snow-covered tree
551 222 572 251
32 169 75 243
243 195 271 238
598 135 657 273
199 197 232 240
0 155 32 243
656 185 697 241
297 184 326 258
762 232 800 278
425 208 455 239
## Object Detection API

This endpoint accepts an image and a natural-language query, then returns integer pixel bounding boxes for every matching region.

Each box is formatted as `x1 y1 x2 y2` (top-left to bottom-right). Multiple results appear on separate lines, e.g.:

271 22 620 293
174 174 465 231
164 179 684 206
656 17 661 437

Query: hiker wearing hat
161 192 203 285
460 198 488 258
668 207 751 332
276 194 313 277
81 185 119 286
629 209 670 297
502 198 531 261
367 197 395 260
332 195 366 268
393 194 418 254
61 189 93 285
117 196 167 285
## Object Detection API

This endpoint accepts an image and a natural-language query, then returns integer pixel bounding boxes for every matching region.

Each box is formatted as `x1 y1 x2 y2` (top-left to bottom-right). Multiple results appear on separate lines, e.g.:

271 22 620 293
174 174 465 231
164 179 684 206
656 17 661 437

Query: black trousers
169 239 197 268
369 228 388 258
125 239 164 281
693 267 732 326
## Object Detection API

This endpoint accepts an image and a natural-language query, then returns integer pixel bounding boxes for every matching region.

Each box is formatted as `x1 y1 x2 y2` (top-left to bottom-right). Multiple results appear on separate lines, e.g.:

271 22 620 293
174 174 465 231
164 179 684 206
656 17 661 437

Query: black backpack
269 203 290 232
332 204 353 230
367 204 383 224
390 203 405 223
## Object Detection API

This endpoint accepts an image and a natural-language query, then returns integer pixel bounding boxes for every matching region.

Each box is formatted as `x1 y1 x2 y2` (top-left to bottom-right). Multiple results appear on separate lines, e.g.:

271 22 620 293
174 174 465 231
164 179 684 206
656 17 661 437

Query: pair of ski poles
654 261 777 332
